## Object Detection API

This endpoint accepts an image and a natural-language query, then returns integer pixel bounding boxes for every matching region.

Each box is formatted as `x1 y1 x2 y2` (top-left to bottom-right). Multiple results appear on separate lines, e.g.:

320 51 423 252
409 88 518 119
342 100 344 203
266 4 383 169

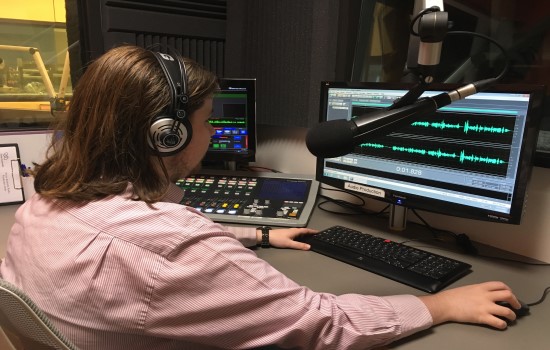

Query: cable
446 30 510 81
527 286 550 307
317 197 366 216
317 187 389 216
317 194 366 216
409 208 479 255
320 186 366 206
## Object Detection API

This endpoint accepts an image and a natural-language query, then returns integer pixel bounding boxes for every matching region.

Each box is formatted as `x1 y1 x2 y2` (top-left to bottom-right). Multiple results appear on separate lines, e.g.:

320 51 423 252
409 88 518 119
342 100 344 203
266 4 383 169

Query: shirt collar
163 183 185 204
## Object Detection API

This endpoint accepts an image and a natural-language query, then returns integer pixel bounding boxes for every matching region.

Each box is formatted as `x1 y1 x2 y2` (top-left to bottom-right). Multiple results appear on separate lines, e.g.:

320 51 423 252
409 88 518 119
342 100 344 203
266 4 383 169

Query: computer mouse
496 300 530 318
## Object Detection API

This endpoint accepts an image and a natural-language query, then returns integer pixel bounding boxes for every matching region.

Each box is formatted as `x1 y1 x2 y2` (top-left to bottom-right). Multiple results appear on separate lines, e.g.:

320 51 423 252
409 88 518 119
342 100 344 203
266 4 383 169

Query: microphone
306 80 493 158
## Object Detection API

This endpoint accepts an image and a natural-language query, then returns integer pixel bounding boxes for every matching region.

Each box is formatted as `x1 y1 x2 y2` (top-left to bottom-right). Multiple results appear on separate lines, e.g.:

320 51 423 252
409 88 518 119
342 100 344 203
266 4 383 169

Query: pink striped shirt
0 183 432 349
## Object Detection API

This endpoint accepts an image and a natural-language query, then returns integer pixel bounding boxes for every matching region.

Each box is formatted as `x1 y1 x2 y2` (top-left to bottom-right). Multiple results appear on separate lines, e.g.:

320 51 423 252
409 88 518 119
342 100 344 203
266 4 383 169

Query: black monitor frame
203 78 257 163
315 81 545 225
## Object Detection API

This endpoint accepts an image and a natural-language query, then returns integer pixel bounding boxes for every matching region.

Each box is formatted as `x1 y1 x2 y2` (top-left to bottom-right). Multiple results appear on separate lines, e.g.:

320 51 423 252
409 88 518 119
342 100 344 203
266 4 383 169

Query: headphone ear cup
148 116 193 155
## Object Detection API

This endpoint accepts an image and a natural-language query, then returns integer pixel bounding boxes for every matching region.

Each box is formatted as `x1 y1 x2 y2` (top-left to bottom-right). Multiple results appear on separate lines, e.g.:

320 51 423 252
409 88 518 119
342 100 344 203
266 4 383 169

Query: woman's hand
256 228 318 250
419 281 521 329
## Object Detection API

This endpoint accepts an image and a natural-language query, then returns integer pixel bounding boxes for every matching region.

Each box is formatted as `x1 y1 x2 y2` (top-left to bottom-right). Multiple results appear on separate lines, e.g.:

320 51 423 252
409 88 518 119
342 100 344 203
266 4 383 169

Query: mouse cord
527 286 550 307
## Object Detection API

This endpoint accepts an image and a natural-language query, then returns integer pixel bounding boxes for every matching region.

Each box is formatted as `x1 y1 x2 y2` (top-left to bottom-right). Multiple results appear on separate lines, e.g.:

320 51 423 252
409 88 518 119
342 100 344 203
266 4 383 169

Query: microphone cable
446 30 510 82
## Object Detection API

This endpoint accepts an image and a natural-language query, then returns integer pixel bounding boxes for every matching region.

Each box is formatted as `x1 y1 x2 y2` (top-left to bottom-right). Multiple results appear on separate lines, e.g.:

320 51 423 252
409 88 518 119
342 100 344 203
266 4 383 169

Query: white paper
0 144 24 204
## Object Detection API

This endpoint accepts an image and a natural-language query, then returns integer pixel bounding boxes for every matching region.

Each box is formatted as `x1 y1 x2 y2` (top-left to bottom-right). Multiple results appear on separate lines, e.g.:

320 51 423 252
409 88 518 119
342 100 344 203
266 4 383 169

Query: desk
255 206 550 350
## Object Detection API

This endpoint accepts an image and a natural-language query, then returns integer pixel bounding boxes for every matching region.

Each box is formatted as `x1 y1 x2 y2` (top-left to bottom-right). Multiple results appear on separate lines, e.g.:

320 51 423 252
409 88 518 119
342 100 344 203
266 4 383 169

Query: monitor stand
225 160 237 171
389 204 408 231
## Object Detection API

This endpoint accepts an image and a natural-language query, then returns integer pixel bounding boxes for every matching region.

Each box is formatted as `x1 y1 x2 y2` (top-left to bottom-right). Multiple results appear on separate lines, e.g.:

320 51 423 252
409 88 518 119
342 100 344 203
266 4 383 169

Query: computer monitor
202 78 256 165
316 81 544 226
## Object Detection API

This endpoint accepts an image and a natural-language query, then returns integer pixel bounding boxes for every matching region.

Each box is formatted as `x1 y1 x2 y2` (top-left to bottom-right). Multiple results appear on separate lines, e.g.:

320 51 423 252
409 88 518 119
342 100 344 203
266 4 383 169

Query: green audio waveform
209 120 246 124
360 143 507 165
411 120 511 134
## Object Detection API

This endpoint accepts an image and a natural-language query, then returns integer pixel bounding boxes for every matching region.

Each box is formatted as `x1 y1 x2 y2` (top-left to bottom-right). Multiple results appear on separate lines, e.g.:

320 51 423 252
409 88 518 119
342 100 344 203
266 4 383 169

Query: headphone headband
153 52 188 118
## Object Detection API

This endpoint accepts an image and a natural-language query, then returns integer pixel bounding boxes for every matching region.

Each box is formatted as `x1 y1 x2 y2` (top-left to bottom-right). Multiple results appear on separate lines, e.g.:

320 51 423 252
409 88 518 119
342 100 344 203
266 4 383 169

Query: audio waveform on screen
361 143 507 165
349 106 518 176
209 119 246 124
410 120 511 135
352 106 518 145
355 135 510 176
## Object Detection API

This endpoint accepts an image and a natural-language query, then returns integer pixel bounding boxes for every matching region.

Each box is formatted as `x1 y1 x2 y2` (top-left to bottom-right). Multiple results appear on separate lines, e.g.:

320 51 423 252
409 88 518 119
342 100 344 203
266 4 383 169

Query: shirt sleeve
224 225 257 247
163 184 258 247
157 183 433 348
145 229 433 349
164 184 258 247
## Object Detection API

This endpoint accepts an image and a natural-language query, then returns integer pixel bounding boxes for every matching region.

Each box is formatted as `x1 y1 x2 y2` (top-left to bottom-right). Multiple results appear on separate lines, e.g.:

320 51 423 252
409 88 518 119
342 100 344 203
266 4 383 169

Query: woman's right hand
418 281 521 329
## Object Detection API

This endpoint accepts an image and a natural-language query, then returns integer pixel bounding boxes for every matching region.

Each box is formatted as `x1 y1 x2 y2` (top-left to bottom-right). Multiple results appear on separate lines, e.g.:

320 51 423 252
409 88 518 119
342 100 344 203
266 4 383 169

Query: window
0 0 71 131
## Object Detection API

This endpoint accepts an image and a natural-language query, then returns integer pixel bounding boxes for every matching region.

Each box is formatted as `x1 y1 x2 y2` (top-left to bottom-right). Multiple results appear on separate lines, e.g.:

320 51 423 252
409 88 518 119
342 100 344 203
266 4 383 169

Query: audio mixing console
176 170 319 227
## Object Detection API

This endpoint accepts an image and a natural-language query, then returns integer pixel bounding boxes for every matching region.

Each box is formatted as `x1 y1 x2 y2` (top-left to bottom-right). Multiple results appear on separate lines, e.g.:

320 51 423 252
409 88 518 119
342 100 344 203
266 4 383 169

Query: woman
0 45 521 350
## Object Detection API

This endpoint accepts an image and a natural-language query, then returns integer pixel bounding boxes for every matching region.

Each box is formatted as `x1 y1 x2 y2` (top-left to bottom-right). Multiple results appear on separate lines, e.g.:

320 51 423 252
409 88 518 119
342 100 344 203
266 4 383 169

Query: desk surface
255 205 550 350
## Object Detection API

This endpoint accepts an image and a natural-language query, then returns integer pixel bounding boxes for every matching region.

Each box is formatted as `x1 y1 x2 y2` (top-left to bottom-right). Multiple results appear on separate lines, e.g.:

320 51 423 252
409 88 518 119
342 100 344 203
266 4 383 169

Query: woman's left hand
257 228 318 250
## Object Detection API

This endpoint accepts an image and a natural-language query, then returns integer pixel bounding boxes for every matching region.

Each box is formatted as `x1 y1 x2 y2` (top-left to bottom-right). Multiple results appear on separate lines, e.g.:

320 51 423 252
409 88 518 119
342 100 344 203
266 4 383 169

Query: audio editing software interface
176 170 319 227
322 86 533 217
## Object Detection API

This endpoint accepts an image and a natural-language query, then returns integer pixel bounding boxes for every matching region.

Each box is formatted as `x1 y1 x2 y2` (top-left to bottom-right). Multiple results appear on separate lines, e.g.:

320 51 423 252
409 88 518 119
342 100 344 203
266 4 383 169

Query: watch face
260 227 271 247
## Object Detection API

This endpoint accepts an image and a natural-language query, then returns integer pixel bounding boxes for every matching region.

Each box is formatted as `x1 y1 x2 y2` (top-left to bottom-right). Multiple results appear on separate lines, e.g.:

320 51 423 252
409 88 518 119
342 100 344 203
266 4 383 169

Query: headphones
148 51 192 156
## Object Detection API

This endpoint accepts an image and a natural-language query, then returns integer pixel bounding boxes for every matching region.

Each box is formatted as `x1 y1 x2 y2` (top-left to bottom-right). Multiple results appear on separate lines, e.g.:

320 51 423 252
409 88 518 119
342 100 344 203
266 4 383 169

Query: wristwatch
257 226 272 248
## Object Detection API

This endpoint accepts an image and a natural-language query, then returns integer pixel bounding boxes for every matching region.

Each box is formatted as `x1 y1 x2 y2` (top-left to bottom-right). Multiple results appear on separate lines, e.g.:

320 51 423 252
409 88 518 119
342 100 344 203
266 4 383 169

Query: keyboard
176 170 319 227
297 225 472 293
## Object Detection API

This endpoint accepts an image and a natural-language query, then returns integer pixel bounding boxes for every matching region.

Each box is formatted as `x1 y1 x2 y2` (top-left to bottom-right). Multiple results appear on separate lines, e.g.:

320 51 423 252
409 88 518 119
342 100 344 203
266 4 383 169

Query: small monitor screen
316 82 545 224
204 78 256 162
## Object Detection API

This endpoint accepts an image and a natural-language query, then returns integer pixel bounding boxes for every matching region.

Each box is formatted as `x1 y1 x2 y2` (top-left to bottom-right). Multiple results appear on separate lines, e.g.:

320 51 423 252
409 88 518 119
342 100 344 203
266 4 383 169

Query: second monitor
203 78 257 165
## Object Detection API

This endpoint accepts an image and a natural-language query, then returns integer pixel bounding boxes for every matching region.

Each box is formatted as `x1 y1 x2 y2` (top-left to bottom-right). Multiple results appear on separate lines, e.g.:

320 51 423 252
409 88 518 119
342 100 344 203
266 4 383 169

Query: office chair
0 278 78 350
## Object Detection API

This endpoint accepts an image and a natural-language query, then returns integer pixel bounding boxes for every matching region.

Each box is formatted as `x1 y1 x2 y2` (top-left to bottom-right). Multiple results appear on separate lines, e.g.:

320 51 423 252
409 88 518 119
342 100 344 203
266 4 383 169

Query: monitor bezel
203 78 257 162
315 81 545 224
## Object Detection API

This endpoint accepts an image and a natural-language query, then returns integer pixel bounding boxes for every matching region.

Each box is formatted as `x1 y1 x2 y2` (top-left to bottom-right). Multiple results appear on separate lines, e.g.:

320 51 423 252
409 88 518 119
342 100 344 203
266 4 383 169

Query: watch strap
258 226 271 248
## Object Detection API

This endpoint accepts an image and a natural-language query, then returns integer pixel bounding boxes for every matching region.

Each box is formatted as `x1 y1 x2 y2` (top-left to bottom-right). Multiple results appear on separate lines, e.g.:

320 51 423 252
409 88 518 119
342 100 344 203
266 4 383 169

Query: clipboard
0 143 25 205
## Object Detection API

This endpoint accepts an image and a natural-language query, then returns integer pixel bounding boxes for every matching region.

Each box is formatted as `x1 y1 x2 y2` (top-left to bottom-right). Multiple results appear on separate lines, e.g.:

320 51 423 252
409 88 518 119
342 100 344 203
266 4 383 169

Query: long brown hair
33 45 218 202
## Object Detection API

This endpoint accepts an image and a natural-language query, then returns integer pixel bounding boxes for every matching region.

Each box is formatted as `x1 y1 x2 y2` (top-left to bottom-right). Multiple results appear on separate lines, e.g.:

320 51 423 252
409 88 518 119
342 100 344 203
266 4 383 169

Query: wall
225 0 362 128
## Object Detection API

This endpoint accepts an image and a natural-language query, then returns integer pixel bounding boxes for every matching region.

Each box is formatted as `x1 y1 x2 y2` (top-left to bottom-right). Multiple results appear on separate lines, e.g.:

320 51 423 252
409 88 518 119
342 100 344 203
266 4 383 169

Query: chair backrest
0 278 78 350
